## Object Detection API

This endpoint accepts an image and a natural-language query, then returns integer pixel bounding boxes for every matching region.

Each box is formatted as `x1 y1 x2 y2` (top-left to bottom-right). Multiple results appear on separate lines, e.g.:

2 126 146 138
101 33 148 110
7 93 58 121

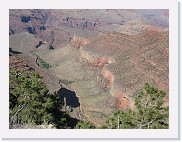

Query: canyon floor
9 9 169 127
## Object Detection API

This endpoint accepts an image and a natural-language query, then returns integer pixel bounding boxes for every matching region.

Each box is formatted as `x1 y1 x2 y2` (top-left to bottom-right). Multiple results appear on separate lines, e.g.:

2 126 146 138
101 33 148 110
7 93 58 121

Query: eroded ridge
76 29 168 111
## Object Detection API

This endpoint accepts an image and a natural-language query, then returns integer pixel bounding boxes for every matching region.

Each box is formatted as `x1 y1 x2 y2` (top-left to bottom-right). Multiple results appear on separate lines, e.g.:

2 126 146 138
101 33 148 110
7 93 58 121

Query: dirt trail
20 32 28 50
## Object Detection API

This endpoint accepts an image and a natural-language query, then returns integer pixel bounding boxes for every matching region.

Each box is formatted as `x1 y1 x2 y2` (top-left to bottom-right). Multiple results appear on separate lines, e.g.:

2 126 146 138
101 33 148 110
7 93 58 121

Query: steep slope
34 28 168 126
9 9 169 126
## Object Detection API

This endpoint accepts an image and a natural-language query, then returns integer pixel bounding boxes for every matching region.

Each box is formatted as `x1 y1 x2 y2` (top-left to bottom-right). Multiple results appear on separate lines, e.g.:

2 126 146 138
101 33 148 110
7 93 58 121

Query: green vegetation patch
75 120 95 129
37 57 52 69
9 67 71 129
101 83 169 129
34 53 52 69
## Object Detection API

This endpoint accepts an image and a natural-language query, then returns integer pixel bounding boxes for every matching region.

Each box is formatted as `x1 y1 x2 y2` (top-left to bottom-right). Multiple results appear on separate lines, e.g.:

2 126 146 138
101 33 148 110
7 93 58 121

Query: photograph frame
0 0 179 139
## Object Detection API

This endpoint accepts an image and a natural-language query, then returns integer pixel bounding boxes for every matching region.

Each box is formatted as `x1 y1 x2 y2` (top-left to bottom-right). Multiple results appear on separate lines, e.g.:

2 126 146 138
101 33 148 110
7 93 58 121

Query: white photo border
0 0 179 139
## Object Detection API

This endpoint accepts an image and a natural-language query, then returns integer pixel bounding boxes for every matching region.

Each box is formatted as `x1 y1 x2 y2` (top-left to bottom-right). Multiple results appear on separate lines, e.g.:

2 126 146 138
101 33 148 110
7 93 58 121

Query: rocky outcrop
70 35 90 49
101 68 114 88
101 67 133 110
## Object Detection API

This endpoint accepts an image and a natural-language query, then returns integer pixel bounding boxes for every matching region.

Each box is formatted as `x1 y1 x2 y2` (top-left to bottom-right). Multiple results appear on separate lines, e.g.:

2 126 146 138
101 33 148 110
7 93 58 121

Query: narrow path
20 32 28 50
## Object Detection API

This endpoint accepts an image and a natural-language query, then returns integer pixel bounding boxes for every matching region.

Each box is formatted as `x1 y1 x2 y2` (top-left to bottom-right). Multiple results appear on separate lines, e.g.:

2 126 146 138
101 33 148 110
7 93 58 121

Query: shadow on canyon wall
58 87 80 108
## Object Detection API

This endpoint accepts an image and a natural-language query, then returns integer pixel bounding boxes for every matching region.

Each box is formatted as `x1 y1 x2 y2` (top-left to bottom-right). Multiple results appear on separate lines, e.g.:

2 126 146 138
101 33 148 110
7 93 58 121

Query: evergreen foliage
101 83 169 129
9 67 69 128
37 57 52 69
75 120 95 129
33 53 51 69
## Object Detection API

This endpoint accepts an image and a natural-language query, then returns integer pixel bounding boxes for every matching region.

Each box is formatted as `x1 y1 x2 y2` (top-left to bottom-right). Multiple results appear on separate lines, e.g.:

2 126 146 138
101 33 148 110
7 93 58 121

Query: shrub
75 120 95 129
101 83 169 129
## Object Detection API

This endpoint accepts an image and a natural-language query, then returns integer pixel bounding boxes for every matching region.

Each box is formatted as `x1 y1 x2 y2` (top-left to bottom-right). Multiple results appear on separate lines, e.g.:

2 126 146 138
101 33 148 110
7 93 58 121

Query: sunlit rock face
9 9 168 126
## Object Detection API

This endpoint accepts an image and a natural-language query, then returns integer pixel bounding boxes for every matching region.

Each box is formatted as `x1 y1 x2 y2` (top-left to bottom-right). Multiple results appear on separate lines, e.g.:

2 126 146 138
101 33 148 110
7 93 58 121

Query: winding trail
20 32 28 50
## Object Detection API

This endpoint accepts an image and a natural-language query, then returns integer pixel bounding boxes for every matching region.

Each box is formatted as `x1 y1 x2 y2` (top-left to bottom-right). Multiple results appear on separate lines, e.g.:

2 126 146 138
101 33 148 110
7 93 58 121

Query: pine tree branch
10 104 26 123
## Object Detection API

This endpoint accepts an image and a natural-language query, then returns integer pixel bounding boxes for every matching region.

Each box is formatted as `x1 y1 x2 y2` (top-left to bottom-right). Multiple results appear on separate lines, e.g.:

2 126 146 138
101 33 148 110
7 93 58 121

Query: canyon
9 9 169 126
